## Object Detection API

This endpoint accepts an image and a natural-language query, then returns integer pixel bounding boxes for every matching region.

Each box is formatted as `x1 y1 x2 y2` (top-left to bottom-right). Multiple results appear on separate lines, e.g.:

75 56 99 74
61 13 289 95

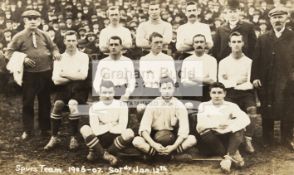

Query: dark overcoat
252 29 294 120
212 21 257 61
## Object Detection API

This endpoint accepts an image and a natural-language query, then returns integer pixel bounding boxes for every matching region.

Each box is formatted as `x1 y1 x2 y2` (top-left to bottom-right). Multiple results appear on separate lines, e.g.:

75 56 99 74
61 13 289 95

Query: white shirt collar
149 51 162 57
64 49 79 57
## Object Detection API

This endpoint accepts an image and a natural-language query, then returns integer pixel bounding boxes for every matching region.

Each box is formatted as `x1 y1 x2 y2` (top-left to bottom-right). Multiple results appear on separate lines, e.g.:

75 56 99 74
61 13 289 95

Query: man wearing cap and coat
252 7 294 150
6 10 61 140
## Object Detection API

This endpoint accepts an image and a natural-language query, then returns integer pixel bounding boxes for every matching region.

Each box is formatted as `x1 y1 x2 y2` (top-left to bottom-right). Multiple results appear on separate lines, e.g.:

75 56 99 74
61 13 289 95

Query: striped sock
147 147 156 156
108 136 129 154
85 135 104 157
50 113 62 136
176 144 184 154
68 116 79 136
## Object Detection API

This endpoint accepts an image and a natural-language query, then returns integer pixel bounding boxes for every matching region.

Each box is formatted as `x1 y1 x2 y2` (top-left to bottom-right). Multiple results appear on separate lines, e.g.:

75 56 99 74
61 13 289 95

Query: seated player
218 32 258 153
80 80 135 166
44 31 89 150
133 76 197 159
196 82 250 172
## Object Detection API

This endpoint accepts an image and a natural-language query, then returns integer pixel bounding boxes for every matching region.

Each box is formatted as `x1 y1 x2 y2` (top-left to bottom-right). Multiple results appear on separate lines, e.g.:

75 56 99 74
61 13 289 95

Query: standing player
176 1 213 60
44 31 89 150
139 32 176 98
181 34 217 103
99 6 132 53
136 1 172 54
218 32 257 153
93 36 135 101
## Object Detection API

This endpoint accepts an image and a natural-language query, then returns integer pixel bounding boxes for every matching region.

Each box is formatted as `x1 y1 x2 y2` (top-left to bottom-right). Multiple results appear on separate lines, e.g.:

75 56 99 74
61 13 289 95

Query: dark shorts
97 132 120 148
225 89 256 111
54 80 89 104
150 129 177 138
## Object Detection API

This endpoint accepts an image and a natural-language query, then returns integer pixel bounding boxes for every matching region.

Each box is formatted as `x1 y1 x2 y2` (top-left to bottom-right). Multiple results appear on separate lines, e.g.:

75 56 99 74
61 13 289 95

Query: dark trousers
22 71 52 133
262 117 294 144
261 116 275 144
198 130 244 156
281 119 294 143
225 89 256 137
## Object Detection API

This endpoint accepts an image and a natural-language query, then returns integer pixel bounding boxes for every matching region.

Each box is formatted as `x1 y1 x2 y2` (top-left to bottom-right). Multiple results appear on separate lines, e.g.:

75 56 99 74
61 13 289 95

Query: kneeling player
133 76 197 159
80 81 134 166
44 30 89 150
196 82 250 172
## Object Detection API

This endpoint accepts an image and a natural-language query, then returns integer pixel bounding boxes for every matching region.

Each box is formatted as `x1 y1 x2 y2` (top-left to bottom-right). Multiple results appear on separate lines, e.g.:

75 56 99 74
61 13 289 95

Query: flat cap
268 7 288 17
22 10 41 17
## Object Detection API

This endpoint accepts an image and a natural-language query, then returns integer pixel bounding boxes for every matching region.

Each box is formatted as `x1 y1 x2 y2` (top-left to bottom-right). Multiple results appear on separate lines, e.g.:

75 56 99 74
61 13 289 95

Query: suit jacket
212 21 257 61
252 29 294 120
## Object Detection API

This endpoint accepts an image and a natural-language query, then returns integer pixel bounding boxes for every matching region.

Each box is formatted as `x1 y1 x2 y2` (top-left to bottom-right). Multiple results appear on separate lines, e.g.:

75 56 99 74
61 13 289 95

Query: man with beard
99 6 132 54
211 0 256 62
176 1 213 60
136 1 172 55
219 32 257 153
6 10 61 140
44 31 89 150
252 7 294 150
132 76 197 159
80 80 135 165
181 34 217 104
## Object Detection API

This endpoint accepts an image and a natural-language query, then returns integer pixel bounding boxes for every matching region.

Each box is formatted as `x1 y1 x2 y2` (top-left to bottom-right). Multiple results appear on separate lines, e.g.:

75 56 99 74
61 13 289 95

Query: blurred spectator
92 22 100 35
0 29 12 49
0 0 291 62
78 27 87 40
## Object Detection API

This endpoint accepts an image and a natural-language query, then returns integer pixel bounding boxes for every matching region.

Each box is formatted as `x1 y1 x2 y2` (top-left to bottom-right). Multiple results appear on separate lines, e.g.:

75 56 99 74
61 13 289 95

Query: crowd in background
0 0 294 91
0 0 294 54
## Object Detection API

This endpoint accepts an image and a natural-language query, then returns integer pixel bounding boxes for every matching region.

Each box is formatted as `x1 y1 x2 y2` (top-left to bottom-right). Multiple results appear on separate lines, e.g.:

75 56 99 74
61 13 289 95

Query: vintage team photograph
0 0 293 174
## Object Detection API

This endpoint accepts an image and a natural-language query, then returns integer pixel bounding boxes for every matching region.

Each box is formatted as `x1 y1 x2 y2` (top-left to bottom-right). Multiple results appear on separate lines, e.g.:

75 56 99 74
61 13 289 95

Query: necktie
32 32 37 48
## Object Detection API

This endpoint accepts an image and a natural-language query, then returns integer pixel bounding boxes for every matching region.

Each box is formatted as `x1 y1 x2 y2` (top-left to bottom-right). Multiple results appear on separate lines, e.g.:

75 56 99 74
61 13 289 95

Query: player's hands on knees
24 57 36 68
151 142 165 154
253 79 262 88
161 145 176 155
